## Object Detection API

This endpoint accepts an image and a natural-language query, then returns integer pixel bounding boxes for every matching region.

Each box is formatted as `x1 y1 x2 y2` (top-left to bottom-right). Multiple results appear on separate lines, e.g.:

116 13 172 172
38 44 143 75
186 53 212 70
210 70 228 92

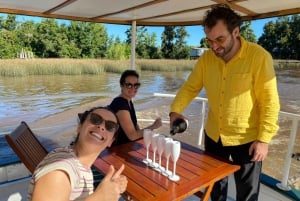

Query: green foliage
125 26 161 59
0 14 18 31
174 27 190 59
1 14 300 60
161 26 175 59
106 43 130 60
0 15 108 59
161 26 190 59
240 21 257 42
0 30 21 58
258 15 300 60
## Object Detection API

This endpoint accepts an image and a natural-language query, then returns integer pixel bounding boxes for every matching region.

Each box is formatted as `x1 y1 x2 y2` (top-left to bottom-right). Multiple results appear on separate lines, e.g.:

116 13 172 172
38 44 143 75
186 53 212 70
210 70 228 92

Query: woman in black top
109 69 162 145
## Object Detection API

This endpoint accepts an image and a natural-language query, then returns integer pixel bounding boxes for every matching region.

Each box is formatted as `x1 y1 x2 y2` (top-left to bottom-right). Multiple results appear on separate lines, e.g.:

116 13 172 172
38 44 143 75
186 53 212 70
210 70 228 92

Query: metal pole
130 21 136 69
198 101 206 149
276 115 299 191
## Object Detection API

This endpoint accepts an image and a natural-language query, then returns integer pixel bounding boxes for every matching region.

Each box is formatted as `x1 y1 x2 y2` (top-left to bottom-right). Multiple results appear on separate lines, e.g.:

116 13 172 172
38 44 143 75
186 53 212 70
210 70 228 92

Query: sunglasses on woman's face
123 82 141 89
89 113 119 133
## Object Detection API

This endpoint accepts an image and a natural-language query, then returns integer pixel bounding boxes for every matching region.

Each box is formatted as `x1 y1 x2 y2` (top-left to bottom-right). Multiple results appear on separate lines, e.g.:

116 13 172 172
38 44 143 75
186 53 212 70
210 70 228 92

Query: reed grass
273 60 300 69
136 59 196 71
0 58 298 77
0 59 122 77
0 59 196 77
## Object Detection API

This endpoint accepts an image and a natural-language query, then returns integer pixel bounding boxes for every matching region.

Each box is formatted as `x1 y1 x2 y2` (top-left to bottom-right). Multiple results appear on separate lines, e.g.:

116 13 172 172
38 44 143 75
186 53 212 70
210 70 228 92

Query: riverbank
0 59 196 77
0 59 299 77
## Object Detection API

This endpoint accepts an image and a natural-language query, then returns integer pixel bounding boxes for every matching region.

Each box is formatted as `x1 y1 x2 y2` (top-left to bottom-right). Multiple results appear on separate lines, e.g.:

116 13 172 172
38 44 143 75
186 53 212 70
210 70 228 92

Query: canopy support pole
130 21 136 69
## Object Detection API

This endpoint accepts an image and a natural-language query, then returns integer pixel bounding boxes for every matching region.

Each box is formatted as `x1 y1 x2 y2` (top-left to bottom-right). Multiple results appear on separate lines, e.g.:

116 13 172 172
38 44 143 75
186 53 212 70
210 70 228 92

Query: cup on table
142 129 153 165
154 134 166 172
150 133 160 168
162 137 173 176
169 140 181 181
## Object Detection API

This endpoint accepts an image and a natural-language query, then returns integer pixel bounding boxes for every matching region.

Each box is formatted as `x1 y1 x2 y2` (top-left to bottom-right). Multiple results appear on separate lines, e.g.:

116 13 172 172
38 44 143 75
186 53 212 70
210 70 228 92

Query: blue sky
2 13 276 46
105 18 275 46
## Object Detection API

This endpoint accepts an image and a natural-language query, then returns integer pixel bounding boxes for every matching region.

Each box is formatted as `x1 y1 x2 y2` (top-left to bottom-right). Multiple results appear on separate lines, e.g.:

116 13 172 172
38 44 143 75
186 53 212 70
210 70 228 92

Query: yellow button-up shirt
171 37 280 146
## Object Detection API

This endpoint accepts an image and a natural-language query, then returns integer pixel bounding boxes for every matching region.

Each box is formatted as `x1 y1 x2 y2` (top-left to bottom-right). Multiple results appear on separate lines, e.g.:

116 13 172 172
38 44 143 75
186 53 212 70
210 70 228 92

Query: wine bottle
170 118 188 135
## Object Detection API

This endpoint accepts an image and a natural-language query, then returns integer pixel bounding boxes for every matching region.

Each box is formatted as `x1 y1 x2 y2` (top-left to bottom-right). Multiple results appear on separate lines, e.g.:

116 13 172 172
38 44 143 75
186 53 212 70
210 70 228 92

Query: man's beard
213 36 234 59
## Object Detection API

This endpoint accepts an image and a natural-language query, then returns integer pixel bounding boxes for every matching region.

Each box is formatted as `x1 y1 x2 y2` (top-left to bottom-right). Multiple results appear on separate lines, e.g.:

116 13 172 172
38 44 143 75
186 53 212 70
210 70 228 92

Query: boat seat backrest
5 121 48 173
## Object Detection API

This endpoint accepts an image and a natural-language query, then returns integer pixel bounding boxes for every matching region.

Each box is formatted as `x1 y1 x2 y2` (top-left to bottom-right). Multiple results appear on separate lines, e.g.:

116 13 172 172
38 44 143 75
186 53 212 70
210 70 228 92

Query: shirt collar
237 36 247 59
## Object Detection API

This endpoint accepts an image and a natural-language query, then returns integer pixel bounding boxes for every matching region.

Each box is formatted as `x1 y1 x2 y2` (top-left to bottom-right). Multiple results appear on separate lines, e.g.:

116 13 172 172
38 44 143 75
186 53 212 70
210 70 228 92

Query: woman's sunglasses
124 82 141 89
89 113 119 133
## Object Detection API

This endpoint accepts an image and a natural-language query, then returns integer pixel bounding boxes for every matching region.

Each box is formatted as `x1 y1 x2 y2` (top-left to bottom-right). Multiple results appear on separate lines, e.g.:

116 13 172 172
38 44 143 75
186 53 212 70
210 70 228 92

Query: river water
0 70 299 189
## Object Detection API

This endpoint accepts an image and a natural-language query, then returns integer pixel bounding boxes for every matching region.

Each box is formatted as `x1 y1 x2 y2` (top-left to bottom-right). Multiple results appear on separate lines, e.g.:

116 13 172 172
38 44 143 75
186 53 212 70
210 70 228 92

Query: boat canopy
1 0 299 69
0 0 299 26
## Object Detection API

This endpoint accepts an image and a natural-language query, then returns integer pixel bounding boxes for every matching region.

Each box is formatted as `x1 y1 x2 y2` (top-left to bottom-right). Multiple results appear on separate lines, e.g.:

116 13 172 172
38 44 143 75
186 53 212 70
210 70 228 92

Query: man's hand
249 141 269 161
169 112 185 129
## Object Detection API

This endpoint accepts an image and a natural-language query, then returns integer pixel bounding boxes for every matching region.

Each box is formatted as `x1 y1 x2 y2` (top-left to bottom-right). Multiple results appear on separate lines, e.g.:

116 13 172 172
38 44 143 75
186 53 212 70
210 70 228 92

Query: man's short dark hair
203 4 242 33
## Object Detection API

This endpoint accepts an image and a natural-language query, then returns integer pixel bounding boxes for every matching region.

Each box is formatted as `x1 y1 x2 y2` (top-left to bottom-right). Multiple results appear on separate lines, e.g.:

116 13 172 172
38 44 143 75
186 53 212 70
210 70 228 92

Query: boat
0 1 299 200
0 92 299 201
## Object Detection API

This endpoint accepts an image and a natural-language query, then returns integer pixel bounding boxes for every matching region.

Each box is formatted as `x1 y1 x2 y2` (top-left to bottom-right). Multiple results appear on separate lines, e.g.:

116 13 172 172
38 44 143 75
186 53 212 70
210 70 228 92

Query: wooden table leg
201 183 214 201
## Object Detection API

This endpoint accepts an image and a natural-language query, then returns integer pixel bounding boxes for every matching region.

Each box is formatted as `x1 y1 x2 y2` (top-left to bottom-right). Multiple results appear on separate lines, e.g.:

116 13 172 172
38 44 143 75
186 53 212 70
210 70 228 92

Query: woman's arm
117 110 143 140
117 110 162 141
31 170 71 201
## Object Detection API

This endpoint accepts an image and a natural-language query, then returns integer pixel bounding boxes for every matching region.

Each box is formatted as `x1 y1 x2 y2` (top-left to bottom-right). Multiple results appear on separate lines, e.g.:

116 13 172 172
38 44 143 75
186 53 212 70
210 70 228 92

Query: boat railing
152 93 300 192
276 111 300 191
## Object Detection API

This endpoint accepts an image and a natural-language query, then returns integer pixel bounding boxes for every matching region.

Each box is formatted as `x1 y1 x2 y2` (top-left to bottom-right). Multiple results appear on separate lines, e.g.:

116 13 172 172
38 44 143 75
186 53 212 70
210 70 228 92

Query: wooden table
93 139 240 201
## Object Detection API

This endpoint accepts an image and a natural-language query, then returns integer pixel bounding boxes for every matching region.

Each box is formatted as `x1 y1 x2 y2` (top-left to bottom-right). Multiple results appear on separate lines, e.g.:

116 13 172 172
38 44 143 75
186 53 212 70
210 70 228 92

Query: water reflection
0 72 191 132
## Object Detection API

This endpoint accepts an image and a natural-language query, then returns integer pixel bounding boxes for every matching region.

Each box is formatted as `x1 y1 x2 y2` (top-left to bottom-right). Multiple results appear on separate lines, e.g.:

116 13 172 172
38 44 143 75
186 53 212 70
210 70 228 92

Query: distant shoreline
0 59 299 77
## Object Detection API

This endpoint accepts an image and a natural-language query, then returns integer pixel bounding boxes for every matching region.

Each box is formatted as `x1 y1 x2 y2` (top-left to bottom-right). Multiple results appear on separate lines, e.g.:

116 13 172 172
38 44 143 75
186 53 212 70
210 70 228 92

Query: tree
31 19 64 57
285 15 300 59
106 43 130 60
1 14 18 31
161 26 176 58
144 32 161 59
67 21 108 58
258 21 277 54
135 26 149 58
15 21 36 52
125 26 160 59
240 21 257 42
258 15 300 60
174 26 190 59
161 26 189 59
0 30 21 58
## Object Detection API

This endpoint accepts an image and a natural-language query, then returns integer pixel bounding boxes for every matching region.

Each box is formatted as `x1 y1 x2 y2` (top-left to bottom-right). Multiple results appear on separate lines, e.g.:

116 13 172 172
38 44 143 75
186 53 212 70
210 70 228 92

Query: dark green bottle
170 118 188 135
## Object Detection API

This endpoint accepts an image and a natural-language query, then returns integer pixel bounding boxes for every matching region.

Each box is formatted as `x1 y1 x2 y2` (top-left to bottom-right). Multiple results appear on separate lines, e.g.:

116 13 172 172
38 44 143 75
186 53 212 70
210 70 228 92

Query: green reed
0 58 298 77
137 59 196 71
273 60 300 69
0 59 196 77
0 59 119 77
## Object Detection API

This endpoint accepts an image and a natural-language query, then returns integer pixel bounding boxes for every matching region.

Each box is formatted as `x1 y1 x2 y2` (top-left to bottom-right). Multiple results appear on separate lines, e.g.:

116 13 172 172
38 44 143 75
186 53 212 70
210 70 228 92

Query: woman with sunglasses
28 106 127 201
109 69 162 146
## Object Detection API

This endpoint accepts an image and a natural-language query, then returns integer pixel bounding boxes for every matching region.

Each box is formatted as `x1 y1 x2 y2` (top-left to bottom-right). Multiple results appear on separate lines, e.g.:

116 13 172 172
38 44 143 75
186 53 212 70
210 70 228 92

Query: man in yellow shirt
169 4 280 201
